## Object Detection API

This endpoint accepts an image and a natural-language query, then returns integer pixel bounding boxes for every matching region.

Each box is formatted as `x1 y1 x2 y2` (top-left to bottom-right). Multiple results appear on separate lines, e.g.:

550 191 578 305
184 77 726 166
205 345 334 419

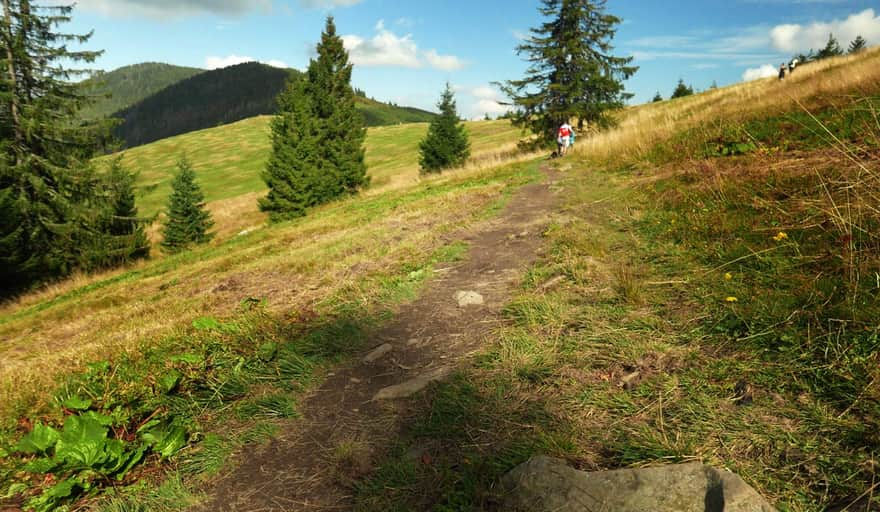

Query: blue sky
69 0 880 118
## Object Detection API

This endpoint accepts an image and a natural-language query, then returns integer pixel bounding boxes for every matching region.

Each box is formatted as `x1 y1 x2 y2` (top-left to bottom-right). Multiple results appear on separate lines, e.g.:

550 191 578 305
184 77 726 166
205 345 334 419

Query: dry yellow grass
574 47 880 163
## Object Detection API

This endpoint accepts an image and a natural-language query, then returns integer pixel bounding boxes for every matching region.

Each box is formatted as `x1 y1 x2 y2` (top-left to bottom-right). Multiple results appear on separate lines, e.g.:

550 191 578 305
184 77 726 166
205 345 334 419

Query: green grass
0 160 542 511
104 117 522 218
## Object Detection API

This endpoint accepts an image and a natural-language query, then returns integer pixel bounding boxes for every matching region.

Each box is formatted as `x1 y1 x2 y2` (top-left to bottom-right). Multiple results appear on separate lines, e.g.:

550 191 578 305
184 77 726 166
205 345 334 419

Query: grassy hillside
108 62 435 149
106 117 521 239
3 49 879 511
79 63 203 120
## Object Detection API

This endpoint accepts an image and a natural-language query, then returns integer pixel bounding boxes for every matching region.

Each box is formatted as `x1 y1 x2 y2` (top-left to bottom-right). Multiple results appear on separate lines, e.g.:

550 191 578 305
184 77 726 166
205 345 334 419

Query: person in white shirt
557 121 575 156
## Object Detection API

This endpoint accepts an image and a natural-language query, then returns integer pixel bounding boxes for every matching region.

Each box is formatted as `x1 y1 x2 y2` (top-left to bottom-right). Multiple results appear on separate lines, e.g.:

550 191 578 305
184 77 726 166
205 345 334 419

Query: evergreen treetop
499 0 637 145
817 33 844 59
419 83 471 174
652 92 663 103
848 35 867 54
161 156 213 253
671 79 694 99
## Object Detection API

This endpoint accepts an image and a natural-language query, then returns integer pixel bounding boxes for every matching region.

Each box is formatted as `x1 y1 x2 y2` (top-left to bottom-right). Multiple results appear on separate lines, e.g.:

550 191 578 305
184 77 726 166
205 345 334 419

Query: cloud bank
342 20 464 71
76 0 271 18
770 8 879 52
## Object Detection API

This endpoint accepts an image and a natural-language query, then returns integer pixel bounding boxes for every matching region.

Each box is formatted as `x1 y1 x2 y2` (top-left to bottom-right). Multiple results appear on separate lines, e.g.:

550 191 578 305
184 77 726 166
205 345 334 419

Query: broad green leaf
157 369 182 394
27 478 80 512
62 395 92 411
55 415 109 469
24 457 59 474
170 353 203 364
140 423 187 459
115 444 148 480
192 316 221 331
1 482 28 499
16 422 60 455
81 411 114 427
257 342 278 362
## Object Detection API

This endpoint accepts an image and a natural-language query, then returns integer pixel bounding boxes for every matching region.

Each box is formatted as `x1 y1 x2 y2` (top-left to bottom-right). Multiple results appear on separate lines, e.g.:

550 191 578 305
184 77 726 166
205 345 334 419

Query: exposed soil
198 166 561 511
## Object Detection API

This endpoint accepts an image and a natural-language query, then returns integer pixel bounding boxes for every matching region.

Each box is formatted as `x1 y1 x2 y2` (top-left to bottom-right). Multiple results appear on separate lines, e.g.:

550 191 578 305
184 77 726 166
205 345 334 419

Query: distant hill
80 62 203 120
103 62 436 148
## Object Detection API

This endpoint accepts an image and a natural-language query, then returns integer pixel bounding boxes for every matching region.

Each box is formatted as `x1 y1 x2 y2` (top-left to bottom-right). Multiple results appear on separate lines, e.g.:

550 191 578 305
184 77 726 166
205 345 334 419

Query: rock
373 367 451 401
363 343 393 363
539 275 567 291
501 457 776 512
620 370 641 390
455 291 484 307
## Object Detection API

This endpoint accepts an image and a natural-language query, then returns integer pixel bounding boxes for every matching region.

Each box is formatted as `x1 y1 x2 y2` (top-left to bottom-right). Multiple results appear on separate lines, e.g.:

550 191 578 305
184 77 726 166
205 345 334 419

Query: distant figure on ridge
789 58 798 74
557 121 575 157
778 63 786 81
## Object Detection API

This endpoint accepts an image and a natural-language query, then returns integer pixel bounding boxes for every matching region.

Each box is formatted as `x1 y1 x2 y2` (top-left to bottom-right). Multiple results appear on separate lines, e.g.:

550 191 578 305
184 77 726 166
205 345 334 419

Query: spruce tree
817 33 844 59
104 157 150 261
498 0 637 145
651 92 663 103
419 83 470 174
260 16 367 221
671 79 694 99
848 35 867 54
0 0 108 292
161 157 214 254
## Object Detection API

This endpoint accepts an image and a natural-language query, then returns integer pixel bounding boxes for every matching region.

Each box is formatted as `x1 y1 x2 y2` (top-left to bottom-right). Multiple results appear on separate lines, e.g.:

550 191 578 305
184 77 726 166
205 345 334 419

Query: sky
66 0 880 119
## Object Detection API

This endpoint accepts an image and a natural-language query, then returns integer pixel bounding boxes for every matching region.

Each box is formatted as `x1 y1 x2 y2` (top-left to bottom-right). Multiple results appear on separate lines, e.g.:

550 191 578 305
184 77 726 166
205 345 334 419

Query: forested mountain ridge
79 62 203 119
94 62 437 148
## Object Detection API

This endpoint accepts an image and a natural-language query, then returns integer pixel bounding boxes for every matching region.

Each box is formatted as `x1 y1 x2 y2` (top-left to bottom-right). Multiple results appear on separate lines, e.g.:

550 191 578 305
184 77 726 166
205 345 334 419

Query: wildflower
725 296 738 303
724 273 733 281
773 232 788 242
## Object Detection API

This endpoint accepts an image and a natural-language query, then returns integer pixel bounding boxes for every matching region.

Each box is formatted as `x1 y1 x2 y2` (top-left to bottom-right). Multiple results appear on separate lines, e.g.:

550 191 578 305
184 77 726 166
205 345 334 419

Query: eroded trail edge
202 166 561 511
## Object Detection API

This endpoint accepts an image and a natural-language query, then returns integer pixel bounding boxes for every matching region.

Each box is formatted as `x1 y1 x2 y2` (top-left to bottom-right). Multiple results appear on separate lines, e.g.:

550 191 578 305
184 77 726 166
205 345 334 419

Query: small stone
455 291 484 307
373 367 451 401
620 371 641 391
364 343 393 363
519 231 528 237
350 377 362 384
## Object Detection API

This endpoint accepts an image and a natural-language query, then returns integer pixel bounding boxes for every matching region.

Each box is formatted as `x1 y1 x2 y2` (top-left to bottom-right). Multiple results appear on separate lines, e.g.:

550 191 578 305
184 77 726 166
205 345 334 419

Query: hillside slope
110 62 435 148
3 49 879 512
79 62 203 120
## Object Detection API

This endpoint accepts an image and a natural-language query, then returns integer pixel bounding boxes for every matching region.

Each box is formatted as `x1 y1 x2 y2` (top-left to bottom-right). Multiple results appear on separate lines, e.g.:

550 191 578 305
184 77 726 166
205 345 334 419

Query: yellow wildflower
773 232 788 242
725 296 739 303
724 273 733 281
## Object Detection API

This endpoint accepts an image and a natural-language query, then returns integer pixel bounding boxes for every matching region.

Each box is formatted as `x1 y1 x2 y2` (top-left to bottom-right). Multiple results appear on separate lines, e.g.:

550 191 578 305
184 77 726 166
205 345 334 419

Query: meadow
2 48 880 511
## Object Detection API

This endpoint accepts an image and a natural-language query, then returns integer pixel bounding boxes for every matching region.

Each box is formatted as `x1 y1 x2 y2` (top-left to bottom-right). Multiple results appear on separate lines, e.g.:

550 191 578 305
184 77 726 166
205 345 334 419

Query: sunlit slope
111 118 522 219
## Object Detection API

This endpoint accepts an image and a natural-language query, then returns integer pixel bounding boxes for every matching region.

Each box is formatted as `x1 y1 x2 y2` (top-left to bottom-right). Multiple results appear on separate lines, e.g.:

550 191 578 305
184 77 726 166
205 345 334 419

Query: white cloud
205 55 288 70
342 20 464 71
299 0 362 7
742 64 779 81
770 8 880 52
75 0 271 18
462 84 510 118
424 50 464 71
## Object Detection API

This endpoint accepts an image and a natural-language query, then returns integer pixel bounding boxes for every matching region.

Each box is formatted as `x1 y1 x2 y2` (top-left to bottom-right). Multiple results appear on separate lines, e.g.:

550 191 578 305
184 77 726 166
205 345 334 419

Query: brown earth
198 165 562 511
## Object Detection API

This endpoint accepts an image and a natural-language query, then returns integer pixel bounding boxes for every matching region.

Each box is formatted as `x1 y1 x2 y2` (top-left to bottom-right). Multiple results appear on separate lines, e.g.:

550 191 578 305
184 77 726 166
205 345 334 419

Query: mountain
101 62 436 149
80 62 203 120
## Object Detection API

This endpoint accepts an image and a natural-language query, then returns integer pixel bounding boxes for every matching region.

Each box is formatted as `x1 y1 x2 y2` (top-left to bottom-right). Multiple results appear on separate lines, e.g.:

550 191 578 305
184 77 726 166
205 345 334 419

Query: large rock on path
501 456 776 512
372 367 451 401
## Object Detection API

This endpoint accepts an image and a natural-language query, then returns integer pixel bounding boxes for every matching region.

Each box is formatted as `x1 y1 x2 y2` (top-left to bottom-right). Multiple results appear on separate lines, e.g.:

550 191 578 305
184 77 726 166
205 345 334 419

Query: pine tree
260 16 367 221
419 83 471 174
848 35 867 54
104 157 150 261
498 0 637 145
651 92 663 103
817 33 844 59
670 79 694 99
161 157 213 254
0 0 109 292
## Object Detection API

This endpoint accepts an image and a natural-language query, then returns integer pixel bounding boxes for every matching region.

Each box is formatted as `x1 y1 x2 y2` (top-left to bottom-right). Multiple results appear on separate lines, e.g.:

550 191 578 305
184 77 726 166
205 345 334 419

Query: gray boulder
501 456 776 512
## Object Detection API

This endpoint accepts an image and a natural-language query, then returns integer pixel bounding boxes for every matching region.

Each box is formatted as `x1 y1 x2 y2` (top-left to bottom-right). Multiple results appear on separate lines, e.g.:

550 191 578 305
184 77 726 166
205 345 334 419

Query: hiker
778 63 786 81
557 121 575 157
788 58 798 74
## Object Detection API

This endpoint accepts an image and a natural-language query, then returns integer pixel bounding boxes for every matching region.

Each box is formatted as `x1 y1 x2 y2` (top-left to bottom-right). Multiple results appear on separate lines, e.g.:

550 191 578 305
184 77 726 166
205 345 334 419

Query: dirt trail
200 167 560 511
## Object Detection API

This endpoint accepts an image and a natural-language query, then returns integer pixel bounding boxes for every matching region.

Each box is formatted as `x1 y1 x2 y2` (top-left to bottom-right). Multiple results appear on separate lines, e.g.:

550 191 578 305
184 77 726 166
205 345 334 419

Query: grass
353 50 880 512
102 117 522 224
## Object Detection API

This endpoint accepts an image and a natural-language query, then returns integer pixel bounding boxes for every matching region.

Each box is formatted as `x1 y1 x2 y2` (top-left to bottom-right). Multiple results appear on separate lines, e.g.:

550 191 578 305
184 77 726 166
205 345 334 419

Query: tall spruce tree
104 157 150 262
817 33 844 59
260 16 367 221
161 157 213 254
0 1 109 292
499 0 637 145
419 83 470 174
848 35 867 54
